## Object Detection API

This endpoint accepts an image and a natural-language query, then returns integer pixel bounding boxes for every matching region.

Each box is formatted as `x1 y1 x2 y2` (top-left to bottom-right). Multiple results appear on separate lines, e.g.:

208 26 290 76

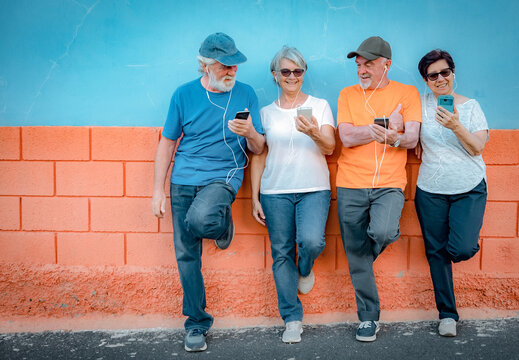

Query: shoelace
359 321 374 329
190 328 206 336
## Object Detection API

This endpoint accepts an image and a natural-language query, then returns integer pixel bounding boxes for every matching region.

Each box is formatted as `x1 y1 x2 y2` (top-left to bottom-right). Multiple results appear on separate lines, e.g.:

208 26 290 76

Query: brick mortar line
2 230 516 239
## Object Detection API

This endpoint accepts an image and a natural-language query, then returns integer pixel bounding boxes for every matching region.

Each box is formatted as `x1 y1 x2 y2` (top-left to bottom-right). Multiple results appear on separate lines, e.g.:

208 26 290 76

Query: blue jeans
260 190 331 323
337 187 405 322
170 181 237 331
415 179 487 321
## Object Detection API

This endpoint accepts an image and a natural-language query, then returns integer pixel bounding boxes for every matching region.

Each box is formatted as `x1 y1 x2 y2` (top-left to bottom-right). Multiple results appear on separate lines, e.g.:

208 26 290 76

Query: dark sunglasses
278 68 305 77
426 68 453 81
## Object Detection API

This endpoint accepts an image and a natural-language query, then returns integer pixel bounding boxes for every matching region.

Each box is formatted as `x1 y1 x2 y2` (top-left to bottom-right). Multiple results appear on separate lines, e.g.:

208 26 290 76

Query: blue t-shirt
162 77 263 192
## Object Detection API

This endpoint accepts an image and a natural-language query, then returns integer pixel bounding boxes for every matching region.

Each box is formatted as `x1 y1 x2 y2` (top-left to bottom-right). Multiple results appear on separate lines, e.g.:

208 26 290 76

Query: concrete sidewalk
1 318 518 359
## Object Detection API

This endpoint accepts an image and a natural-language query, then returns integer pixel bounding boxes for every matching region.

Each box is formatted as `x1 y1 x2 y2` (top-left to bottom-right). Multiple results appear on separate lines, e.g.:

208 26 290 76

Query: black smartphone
374 117 389 129
235 111 250 120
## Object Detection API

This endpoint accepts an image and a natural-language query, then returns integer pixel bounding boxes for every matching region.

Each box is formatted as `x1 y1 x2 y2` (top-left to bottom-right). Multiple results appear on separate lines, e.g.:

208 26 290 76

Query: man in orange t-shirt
336 36 421 342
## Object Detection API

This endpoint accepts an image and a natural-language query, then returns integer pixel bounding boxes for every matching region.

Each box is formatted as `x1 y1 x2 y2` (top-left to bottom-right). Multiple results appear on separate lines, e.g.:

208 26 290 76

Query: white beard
208 70 235 92
359 78 372 90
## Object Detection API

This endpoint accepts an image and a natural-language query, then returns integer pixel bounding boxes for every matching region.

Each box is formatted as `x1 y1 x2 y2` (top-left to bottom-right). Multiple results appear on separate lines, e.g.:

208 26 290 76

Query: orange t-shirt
336 81 421 190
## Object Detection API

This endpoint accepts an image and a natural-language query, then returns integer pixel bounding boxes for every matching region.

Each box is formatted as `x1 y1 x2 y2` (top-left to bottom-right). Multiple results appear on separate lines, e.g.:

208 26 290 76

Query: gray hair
197 55 216 74
269 46 308 73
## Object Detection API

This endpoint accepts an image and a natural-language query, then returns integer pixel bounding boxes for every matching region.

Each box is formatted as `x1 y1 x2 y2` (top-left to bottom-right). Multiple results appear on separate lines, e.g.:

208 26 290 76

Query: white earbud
453 73 456 78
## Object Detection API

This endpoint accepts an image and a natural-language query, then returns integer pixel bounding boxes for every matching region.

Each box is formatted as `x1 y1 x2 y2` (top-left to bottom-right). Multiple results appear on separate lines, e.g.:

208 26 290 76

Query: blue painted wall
1 0 517 128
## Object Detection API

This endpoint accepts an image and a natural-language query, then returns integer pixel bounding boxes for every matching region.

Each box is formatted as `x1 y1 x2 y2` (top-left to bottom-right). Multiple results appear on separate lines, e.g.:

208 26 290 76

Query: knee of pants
447 242 480 263
186 206 227 239
298 235 325 257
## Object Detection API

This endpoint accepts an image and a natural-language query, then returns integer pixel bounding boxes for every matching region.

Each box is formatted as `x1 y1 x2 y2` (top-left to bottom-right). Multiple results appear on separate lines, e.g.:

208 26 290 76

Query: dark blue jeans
170 181 236 331
415 179 487 321
337 187 405 322
260 190 331 323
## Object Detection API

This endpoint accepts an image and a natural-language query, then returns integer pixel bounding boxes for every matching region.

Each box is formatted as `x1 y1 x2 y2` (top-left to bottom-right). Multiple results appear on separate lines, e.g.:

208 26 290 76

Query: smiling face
425 59 454 97
273 58 304 95
356 56 389 90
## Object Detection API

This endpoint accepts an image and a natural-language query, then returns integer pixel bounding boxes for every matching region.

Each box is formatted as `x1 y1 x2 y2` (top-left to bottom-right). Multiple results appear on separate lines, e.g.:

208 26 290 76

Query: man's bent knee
448 243 480 263
185 205 228 239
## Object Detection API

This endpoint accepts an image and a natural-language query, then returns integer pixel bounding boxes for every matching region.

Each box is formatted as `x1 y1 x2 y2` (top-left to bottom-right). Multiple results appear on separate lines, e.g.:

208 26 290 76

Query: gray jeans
337 187 405 321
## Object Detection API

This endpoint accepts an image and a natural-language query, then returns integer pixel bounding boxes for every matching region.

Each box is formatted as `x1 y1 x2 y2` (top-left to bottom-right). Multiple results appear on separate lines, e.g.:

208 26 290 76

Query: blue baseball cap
199 32 247 66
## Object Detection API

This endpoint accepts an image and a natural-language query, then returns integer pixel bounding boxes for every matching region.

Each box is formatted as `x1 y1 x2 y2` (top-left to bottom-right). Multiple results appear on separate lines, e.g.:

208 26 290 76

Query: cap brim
216 50 247 66
347 50 379 61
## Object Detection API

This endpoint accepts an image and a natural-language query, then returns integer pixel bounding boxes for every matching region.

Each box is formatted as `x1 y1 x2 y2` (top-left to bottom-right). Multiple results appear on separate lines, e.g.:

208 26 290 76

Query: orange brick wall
0 127 518 331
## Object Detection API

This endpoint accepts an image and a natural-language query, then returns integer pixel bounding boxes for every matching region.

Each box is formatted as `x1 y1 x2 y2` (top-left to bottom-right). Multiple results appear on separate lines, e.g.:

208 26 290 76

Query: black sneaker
184 328 207 352
356 320 380 342
215 215 234 250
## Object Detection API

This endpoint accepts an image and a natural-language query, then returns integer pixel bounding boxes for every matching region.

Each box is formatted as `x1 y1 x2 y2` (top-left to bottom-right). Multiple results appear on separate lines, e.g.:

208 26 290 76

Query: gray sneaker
298 270 315 294
282 321 303 343
215 215 234 250
438 318 457 337
184 328 207 352
356 320 380 342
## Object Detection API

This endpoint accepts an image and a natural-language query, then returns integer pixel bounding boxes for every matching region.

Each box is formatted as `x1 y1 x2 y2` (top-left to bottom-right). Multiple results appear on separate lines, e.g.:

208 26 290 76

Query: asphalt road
1 318 518 359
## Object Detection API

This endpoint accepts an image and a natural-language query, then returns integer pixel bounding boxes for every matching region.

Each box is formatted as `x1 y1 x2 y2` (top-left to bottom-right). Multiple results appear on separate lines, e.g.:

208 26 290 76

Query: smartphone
296 107 312 121
438 95 454 113
235 111 250 120
374 117 389 129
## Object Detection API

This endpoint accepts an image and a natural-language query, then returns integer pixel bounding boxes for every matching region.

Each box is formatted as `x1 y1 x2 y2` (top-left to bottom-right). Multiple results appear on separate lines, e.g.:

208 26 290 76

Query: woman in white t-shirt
250 46 335 344
415 49 489 338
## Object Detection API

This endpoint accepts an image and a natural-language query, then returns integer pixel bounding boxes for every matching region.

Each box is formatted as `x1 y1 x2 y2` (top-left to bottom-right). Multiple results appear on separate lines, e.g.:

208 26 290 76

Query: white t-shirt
417 93 488 194
260 95 335 194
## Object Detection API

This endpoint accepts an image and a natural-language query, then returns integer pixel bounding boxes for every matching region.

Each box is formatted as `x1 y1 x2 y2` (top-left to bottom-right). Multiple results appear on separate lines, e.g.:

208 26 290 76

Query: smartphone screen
235 111 250 120
438 95 454 113
374 118 389 129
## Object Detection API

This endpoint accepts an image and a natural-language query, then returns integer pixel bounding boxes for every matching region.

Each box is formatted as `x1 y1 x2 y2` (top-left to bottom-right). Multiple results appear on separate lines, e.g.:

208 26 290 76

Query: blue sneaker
184 328 207 352
356 321 380 342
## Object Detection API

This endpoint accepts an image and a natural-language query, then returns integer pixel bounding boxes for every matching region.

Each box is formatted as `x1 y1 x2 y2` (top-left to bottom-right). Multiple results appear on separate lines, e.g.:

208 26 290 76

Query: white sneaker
298 270 315 294
282 321 303 343
438 318 457 337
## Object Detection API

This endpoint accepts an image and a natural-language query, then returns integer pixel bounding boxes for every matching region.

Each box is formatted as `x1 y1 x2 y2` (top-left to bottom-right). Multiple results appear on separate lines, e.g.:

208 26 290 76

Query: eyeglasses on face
278 68 305 77
426 68 453 81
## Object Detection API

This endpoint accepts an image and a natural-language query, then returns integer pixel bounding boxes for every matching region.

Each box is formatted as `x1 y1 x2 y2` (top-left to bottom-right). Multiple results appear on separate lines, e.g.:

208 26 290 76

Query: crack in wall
25 0 101 120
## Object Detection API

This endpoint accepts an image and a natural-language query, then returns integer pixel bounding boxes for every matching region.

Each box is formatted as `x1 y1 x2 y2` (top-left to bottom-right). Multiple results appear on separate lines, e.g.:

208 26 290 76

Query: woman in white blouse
415 49 489 338
250 46 335 344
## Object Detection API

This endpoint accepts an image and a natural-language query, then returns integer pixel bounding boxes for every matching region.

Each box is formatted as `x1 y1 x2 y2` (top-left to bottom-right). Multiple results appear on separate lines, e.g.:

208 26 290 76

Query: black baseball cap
347 36 392 60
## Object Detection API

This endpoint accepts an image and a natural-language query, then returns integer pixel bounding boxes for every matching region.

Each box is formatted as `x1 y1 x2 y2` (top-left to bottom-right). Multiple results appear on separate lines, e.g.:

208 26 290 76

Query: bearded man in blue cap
152 32 265 352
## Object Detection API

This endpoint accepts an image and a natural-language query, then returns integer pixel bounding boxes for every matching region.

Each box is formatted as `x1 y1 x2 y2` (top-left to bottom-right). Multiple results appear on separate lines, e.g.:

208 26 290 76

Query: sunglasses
278 68 305 77
426 68 453 81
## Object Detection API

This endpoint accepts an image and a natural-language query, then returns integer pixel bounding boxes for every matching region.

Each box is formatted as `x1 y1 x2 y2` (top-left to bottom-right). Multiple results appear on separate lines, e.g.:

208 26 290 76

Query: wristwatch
390 135 401 148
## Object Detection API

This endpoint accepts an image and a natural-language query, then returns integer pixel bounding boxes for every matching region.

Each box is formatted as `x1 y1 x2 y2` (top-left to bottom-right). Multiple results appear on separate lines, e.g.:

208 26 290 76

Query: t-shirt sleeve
248 87 264 135
162 90 183 140
468 101 489 133
337 88 352 125
320 100 336 128
402 86 422 124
